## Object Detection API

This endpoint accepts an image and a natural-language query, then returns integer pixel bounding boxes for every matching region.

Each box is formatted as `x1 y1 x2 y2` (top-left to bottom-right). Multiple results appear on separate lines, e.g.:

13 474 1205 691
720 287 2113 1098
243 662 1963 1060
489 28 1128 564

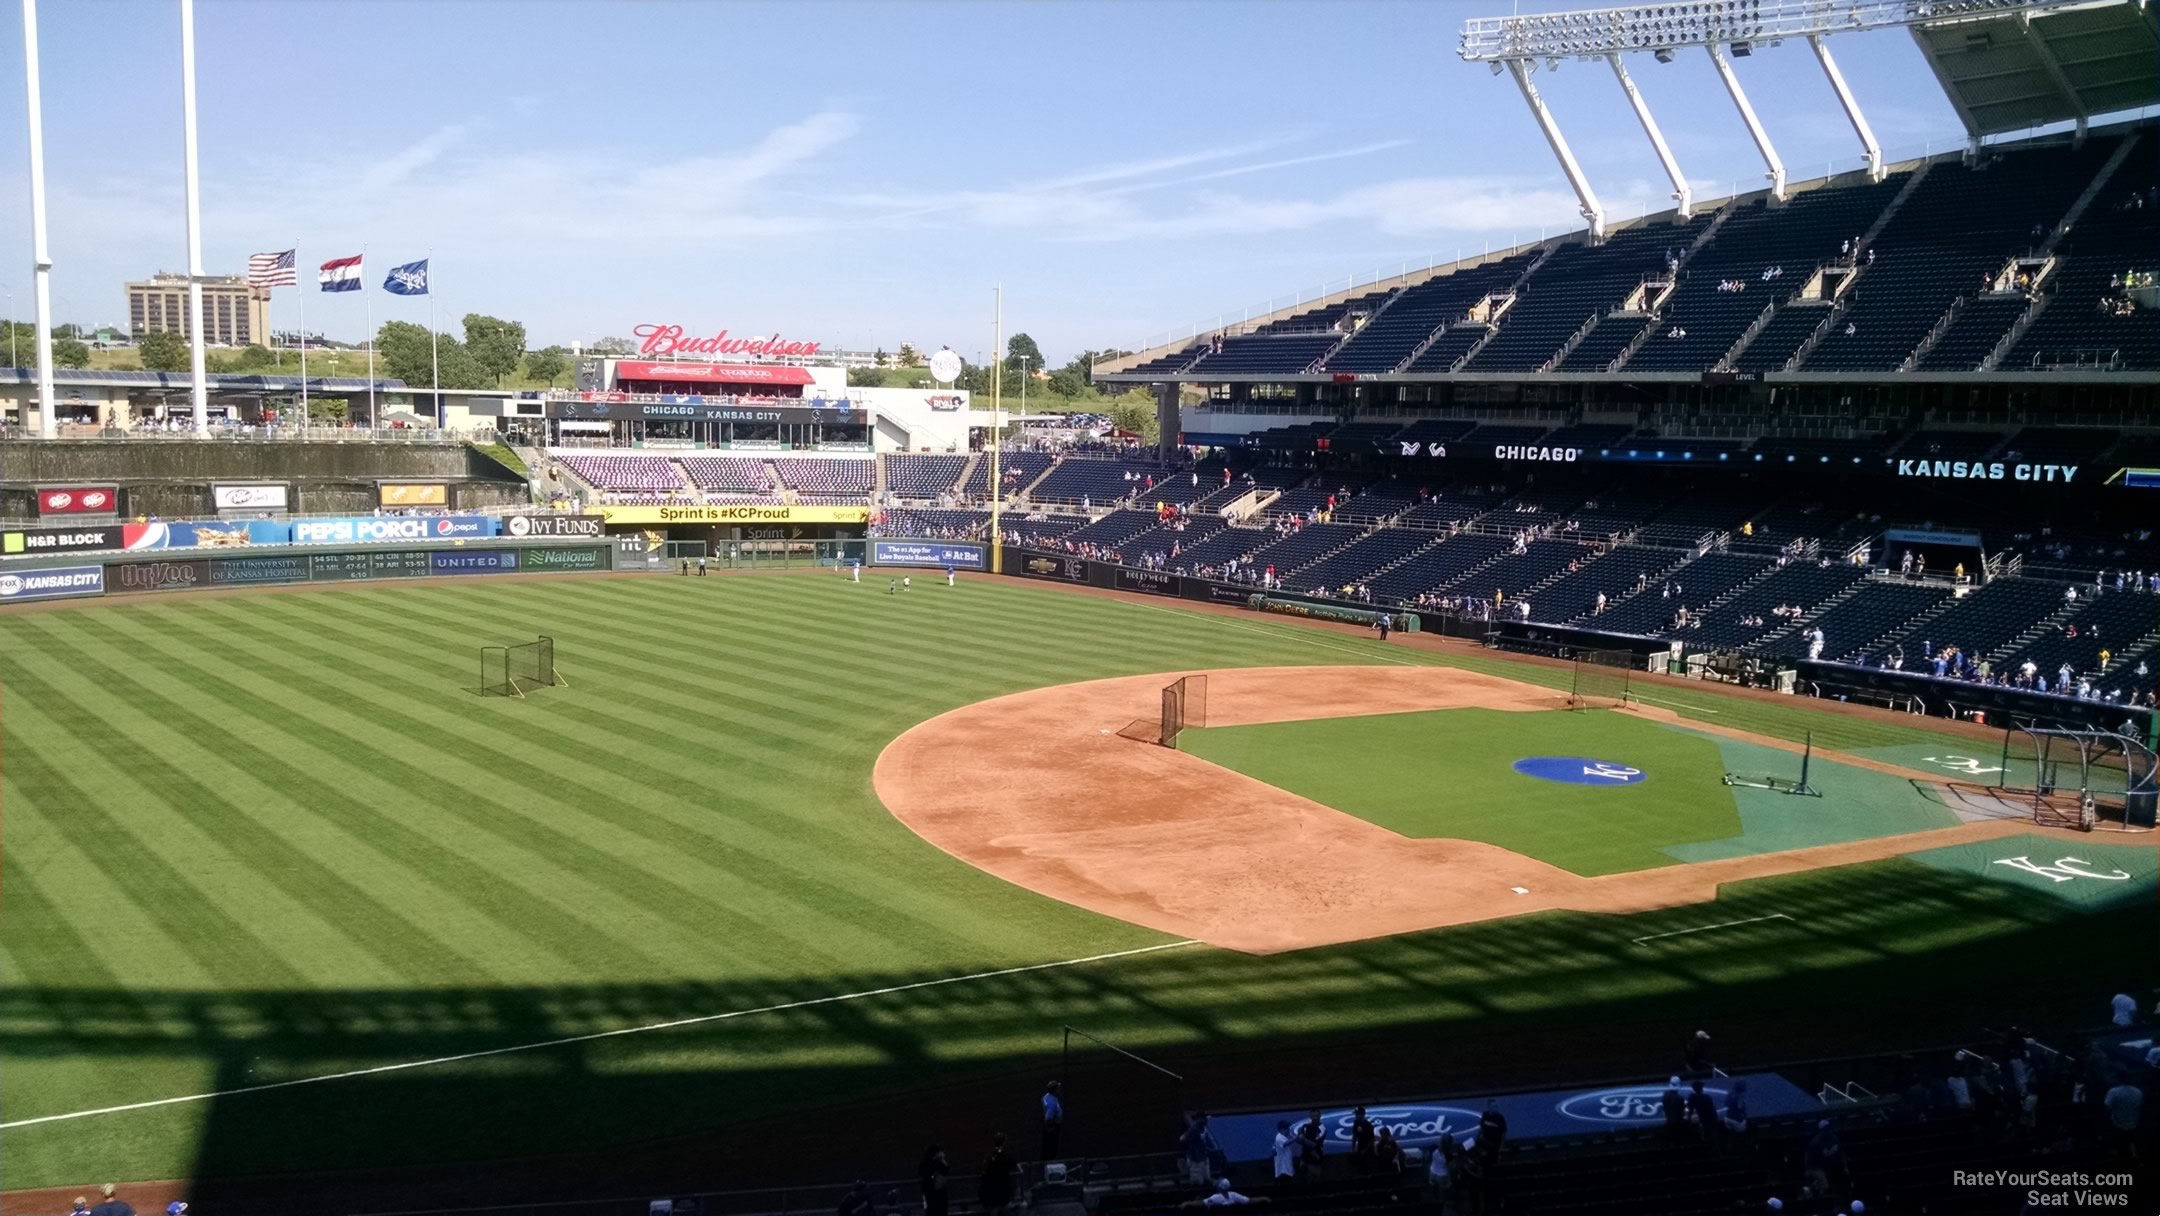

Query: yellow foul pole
989 285 1003 574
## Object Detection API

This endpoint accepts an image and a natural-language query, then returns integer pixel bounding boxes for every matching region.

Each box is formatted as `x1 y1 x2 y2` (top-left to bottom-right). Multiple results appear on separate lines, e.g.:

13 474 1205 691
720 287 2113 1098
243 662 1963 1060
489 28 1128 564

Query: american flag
247 249 297 288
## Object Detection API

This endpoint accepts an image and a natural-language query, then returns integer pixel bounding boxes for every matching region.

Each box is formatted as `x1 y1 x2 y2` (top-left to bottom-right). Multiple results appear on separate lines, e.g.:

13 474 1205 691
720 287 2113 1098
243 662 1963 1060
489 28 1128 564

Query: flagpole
22 0 56 437
179 0 209 438
428 249 439 427
364 243 374 430
296 243 307 424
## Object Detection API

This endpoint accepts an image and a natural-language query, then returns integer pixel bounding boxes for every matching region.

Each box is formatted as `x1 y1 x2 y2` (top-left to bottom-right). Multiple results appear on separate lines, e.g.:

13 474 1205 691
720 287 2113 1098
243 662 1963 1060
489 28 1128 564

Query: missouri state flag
319 254 363 292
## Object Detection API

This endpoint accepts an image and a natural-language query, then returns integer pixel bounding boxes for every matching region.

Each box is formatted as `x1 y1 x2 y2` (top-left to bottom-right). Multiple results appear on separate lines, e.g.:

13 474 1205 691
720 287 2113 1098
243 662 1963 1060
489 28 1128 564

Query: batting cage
480 635 566 698
1568 648 1635 710
1995 723 2156 832
1159 674 1209 748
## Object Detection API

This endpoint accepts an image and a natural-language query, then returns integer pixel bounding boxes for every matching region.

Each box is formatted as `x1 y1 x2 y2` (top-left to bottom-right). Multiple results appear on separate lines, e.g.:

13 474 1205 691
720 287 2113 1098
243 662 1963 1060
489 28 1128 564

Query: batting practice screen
1570 648 1634 710
1161 674 1209 748
480 636 563 698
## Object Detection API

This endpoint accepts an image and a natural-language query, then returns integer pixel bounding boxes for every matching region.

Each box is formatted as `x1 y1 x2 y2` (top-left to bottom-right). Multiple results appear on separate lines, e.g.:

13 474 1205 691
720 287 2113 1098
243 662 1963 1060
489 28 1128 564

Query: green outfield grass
1179 708 1740 874
0 575 2152 1190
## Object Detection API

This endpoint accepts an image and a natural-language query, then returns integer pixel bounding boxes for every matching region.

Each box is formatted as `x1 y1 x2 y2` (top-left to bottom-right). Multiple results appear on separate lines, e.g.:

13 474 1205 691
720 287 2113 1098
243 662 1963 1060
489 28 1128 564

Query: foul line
1 939 1202 1130
1630 913 1793 945
1628 692 1720 715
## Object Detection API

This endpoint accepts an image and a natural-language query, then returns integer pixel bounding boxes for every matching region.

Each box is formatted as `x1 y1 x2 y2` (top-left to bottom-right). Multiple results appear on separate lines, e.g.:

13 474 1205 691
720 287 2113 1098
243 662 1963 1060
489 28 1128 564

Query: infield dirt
874 665 2105 953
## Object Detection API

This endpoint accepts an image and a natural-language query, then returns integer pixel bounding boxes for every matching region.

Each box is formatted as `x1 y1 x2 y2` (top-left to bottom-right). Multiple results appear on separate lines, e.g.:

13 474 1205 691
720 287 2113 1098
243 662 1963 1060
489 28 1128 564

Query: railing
0 423 498 444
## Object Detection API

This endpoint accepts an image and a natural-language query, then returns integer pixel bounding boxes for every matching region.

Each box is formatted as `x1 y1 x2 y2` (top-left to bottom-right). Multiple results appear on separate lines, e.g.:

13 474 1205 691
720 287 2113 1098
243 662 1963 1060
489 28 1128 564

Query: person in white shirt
1270 1121 1296 1182
2112 992 2139 1026
1194 1180 1263 1208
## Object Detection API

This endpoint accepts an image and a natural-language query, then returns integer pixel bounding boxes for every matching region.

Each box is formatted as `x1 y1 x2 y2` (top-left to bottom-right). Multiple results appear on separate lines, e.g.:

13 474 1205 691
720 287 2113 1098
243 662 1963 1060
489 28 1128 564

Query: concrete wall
0 440 530 520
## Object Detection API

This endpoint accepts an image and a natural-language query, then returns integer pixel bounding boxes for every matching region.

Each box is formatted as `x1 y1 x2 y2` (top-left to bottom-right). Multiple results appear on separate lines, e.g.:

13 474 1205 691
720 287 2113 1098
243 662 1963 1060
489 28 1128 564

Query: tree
210 344 277 373
591 335 634 356
1107 397 1159 444
873 348 889 368
136 330 191 373
1004 332 1045 378
524 344 570 387
896 342 923 368
462 314 527 386
51 322 83 340
50 337 90 369
377 321 492 391
303 395 348 423
1046 367 1089 399
846 367 885 388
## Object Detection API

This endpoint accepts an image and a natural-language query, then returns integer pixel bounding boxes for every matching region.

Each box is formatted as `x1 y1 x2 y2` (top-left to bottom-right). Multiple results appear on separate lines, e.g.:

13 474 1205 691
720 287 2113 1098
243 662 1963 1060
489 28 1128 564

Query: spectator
2113 991 2139 1026
1271 1120 1297 1183
1684 1030 1713 1074
979 1135 1014 1216
1689 1079 1721 1141
1663 1077 1689 1141
1723 1079 1751 1134
1804 1120 1846 1196
1426 1132 1458 1205
1191 1179 1264 1208
1374 1126 1404 1175
838 1180 875 1216
1182 1112 1218 1186
2104 1080 2142 1159
1350 1105 1376 1173
89 1188 134 1216
1297 1108 1326 1178
1041 1081 1064 1159
919 1144 950 1216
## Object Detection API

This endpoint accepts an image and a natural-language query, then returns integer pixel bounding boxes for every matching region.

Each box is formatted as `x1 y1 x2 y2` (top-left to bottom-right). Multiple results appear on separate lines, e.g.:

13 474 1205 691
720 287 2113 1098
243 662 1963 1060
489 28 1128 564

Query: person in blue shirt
1041 1080 1065 1159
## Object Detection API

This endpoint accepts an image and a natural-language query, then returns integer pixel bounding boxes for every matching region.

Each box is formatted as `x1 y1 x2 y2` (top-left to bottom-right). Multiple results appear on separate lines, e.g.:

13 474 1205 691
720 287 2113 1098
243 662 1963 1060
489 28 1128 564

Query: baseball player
888 578 898 595
696 555 708 576
851 559 861 583
902 575 913 591
945 564 955 588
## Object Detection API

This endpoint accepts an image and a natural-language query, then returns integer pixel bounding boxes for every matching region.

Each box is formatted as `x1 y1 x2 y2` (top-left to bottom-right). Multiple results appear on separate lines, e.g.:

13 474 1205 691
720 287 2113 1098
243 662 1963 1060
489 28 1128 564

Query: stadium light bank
1457 0 2111 242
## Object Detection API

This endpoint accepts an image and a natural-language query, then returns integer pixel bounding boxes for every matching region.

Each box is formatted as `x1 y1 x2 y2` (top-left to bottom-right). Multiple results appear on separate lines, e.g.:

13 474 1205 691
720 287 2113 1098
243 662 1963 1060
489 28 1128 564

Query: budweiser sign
632 324 820 358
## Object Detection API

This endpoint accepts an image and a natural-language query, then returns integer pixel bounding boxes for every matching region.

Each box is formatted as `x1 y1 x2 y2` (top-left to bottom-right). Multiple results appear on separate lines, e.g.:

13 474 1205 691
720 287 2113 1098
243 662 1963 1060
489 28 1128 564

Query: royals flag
319 254 363 292
247 249 297 288
383 258 429 296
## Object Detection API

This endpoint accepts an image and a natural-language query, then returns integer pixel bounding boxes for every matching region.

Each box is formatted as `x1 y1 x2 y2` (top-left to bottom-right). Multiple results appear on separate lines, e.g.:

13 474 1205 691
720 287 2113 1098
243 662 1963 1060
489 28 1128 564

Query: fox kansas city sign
1893 460 2078 483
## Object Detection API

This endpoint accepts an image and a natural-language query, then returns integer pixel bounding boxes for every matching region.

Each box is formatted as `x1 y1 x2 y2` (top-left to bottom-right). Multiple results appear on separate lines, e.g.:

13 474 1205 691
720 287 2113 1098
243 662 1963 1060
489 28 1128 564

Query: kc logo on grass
1512 756 1647 786
1992 856 2133 884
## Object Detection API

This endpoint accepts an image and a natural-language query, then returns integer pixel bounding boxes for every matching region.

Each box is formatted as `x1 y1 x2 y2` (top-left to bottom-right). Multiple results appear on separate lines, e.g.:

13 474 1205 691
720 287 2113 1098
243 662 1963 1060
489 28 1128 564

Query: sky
0 0 1987 364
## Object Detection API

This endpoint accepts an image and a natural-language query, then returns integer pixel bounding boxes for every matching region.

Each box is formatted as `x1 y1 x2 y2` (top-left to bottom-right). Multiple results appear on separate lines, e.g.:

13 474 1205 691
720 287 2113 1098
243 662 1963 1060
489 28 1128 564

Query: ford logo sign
1309 1106 1482 1148
1555 1086 1724 1124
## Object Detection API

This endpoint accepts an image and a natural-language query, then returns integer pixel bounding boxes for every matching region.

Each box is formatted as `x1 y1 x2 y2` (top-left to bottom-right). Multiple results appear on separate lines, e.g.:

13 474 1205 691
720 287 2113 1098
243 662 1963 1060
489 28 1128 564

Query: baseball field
1 572 2154 1199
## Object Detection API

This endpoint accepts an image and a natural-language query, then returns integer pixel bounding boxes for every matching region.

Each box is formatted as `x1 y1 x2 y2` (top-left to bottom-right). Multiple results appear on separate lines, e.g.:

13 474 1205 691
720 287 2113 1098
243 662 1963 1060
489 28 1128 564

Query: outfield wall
0 539 613 604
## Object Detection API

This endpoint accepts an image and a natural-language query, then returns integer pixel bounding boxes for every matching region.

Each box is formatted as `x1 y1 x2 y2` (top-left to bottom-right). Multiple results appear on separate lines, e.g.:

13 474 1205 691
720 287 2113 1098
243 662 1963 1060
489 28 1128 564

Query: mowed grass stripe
62 609 605 984
128 604 881 979
8 614 488 987
0 677 317 990
86 600 742 980
205 597 1026 965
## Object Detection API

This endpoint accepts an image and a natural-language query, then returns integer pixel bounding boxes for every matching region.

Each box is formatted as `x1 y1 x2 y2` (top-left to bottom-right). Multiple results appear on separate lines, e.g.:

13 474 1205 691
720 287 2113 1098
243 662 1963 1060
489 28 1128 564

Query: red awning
614 360 816 386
